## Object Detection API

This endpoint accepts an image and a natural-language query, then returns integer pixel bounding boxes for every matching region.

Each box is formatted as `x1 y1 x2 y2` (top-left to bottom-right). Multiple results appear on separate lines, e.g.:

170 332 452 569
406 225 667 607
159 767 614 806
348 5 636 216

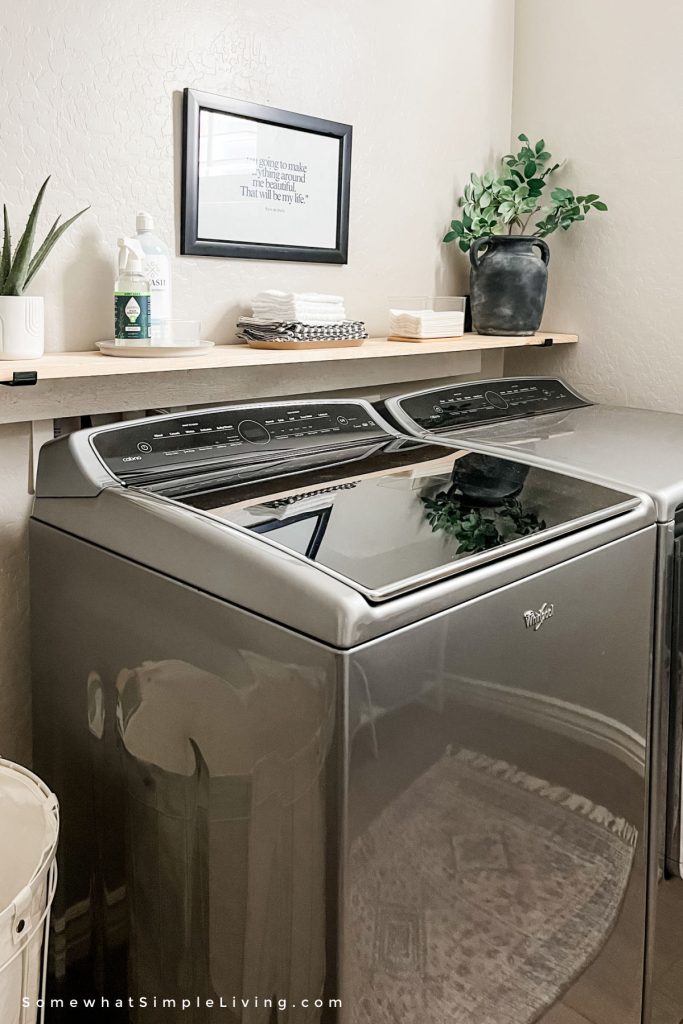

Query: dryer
31 397 655 1024
383 377 683 1022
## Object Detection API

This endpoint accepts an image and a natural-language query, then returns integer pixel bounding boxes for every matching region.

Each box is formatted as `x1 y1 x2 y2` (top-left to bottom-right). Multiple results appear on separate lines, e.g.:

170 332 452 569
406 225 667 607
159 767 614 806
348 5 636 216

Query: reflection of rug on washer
348 747 637 1024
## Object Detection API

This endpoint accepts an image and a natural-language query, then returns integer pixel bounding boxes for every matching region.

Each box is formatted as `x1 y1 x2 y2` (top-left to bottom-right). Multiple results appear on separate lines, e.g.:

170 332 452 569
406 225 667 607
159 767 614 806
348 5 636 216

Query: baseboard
446 673 646 775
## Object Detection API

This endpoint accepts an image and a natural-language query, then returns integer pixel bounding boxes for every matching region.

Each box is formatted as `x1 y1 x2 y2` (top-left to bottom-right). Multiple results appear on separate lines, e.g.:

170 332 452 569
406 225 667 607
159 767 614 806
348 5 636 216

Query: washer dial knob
484 390 509 410
238 419 271 444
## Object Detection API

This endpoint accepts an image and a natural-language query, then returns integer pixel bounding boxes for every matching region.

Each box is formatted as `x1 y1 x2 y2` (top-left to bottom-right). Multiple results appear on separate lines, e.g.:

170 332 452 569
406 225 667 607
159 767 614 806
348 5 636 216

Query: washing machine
31 396 656 1024
383 376 683 1022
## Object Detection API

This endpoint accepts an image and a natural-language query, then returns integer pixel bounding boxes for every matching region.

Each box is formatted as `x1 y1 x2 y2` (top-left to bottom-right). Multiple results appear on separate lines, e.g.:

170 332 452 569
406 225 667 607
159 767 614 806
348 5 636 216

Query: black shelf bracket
1 371 38 387
540 337 554 347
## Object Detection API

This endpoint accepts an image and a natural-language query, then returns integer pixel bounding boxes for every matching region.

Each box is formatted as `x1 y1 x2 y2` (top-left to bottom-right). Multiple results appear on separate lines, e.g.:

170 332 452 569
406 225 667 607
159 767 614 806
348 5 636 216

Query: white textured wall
0 0 515 762
506 0 683 409
0 0 514 351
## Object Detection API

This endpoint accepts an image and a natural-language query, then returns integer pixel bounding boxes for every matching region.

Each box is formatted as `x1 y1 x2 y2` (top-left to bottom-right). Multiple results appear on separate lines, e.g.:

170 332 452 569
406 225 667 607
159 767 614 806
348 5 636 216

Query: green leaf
541 162 560 178
458 238 470 252
592 201 608 211
518 133 529 142
584 194 599 203
535 139 545 154
0 206 11 290
24 205 89 288
536 151 551 162
26 214 60 271
450 220 464 235
3 176 51 295
443 231 457 243
524 160 537 178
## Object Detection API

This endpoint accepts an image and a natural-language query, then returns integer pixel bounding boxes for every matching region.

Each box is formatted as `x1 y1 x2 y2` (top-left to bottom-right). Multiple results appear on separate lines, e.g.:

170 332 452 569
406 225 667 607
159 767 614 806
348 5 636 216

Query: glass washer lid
172 442 641 601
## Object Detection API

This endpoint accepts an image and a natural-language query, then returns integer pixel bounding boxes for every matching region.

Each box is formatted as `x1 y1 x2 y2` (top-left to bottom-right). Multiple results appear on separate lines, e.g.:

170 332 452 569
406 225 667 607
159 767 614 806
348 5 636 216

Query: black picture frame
181 89 352 264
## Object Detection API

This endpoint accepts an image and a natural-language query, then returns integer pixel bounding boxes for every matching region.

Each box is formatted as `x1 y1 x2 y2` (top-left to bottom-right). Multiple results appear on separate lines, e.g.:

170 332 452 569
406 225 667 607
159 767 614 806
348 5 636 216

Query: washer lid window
175 442 641 601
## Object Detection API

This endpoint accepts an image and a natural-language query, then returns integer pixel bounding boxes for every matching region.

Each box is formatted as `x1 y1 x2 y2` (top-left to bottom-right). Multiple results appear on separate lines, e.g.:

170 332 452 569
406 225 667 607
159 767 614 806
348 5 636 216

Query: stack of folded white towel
251 290 347 325
237 290 368 344
390 308 465 339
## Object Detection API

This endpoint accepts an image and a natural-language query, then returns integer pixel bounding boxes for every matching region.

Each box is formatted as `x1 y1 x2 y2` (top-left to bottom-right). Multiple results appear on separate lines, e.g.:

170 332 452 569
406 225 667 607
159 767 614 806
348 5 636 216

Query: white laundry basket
0 759 59 1024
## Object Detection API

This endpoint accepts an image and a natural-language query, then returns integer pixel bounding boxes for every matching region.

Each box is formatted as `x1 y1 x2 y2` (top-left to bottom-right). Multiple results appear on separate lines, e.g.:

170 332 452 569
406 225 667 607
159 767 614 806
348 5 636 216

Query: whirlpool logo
523 602 555 631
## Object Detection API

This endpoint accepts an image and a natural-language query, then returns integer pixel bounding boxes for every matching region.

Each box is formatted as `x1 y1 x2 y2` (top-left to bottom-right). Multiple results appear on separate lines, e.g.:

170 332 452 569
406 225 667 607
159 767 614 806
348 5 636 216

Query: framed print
181 89 352 264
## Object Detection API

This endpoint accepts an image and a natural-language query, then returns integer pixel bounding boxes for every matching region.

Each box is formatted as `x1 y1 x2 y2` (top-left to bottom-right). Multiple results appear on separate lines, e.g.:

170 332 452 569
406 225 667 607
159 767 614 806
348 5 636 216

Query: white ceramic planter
0 296 44 359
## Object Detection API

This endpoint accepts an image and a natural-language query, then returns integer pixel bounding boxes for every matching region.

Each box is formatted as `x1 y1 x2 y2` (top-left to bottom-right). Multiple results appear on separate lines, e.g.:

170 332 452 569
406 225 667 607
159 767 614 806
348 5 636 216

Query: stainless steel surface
31 485 654 648
186 450 641 602
385 383 683 522
346 525 655 1024
383 376 683 1023
32 519 657 1024
665 529 683 877
31 391 661 1024
36 397 404 497
643 521 675 1024
32 398 654 642
31 522 342 1023
384 375 589 435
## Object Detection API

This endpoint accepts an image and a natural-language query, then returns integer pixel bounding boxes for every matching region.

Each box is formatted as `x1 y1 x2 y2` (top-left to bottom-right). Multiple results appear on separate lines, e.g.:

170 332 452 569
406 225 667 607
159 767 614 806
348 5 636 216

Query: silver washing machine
31 397 656 1024
383 376 683 1024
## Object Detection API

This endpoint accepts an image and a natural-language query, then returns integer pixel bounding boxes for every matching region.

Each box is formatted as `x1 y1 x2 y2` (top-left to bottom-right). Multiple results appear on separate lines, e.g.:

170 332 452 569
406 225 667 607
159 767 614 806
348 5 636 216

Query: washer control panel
92 402 386 480
395 378 589 432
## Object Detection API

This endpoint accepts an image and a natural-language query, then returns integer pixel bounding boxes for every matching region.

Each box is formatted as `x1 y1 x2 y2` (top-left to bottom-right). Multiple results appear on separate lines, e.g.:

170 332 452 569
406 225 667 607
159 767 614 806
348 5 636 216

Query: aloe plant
0 177 88 296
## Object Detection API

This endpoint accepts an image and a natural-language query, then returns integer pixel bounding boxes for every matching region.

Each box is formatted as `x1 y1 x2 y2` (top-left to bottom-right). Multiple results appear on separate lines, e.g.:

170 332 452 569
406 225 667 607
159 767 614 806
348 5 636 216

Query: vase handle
469 235 492 269
533 238 550 266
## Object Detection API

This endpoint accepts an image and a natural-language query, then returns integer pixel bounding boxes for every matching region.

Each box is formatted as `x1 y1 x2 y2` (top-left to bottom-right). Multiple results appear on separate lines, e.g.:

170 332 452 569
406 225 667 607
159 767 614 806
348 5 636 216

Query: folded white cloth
254 290 345 305
251 289 347 325
252 306 347 325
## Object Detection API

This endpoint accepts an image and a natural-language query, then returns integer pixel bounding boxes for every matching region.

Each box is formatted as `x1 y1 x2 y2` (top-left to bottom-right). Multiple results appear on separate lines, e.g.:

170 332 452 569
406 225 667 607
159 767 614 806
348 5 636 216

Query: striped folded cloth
237 317 368 343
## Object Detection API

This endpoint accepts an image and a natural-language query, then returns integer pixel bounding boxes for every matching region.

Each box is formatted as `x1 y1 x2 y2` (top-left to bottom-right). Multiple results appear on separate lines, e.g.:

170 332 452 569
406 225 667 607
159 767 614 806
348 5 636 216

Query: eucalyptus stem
442 135 607 252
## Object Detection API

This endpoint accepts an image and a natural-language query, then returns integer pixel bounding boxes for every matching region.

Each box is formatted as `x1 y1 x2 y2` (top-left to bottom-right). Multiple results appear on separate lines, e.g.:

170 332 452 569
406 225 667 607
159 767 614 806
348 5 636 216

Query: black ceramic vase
469 234 550 336
450 454 530 506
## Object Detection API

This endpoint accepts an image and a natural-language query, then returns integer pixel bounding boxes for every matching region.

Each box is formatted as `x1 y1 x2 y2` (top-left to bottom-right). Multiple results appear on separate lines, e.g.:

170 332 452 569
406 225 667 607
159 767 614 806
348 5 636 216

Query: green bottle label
115 291 151 340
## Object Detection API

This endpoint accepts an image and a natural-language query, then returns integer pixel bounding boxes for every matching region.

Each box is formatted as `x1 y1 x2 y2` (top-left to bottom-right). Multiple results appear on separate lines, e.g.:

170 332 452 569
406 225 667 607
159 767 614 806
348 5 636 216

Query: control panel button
238 419 271 444
484 390 509 410
337 416 349 426
137 441 153 453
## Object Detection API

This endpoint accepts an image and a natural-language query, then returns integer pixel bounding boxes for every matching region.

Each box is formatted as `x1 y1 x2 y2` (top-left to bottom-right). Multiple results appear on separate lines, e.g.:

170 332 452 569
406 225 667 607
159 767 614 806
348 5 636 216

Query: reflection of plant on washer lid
422 478 546 555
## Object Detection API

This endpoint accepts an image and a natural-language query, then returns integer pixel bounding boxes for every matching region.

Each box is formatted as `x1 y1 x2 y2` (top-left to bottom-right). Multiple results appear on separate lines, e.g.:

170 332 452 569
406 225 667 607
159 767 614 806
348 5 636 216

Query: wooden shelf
0 333 576 382
0 333 576 425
